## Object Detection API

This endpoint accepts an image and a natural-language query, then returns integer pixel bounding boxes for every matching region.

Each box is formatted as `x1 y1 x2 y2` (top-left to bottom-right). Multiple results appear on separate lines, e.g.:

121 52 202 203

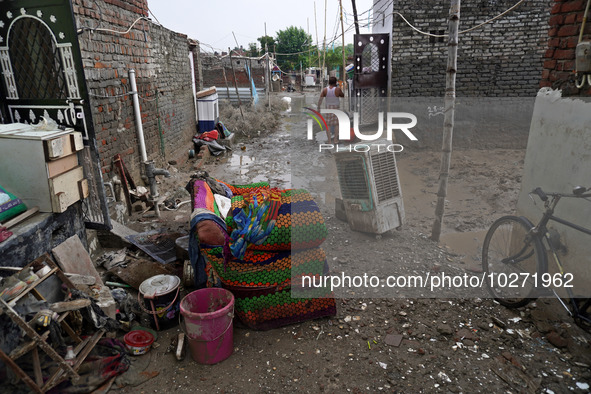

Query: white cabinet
0 124 88 213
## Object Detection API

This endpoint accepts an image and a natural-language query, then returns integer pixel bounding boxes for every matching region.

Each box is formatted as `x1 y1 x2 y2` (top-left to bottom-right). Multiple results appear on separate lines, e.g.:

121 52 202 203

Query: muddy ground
102 93 591 393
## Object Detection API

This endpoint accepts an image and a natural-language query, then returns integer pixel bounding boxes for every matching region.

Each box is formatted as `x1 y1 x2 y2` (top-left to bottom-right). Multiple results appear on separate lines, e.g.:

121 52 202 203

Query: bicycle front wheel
482 216 546 308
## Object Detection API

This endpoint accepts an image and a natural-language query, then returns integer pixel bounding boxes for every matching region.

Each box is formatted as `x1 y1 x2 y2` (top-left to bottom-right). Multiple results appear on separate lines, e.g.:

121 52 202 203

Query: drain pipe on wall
129 69 170 218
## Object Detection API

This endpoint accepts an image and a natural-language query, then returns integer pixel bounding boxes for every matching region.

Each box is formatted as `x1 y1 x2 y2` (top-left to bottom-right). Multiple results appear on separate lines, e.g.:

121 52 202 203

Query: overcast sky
147 0 375 53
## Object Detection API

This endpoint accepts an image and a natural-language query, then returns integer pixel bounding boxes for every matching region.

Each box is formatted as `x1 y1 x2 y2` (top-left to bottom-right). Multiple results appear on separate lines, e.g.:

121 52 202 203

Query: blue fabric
218 182 233 199
189 212 227 289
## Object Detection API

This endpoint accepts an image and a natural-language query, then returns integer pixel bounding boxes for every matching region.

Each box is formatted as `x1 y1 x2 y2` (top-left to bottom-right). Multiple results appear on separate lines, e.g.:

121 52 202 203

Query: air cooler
334 147 404 234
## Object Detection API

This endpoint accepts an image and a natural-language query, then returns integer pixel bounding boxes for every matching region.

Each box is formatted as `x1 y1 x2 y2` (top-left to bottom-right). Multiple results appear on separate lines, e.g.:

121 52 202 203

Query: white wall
372 0 394 102
516 88 591 295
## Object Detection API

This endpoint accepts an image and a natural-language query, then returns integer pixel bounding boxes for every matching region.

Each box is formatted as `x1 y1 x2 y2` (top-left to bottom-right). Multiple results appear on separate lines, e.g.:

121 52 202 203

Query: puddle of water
229 154 255 166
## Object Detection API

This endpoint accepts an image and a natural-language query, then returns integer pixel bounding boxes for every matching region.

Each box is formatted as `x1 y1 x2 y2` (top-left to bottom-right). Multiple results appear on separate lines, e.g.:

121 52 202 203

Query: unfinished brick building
388 0 552 97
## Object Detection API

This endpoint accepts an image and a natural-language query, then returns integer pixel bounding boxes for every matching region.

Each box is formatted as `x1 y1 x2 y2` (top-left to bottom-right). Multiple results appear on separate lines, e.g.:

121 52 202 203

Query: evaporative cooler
334 147 404 234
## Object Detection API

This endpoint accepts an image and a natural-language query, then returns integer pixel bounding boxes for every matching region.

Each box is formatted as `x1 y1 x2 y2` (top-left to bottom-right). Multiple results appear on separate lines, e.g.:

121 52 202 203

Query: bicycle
481 185 591 329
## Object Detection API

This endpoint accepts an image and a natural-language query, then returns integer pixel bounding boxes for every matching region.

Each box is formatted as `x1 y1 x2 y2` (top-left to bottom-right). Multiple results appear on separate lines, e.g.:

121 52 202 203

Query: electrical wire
391 0 527 38
146 6 162 26
80 16 151 35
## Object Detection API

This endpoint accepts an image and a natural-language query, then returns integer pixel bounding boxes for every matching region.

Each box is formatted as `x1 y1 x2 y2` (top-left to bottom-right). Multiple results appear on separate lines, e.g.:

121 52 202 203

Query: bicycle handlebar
530 186 591 201
532 187 548 202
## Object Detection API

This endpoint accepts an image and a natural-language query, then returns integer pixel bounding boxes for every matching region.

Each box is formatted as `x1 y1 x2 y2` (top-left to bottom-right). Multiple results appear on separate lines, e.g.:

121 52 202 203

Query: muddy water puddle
440 230 487 270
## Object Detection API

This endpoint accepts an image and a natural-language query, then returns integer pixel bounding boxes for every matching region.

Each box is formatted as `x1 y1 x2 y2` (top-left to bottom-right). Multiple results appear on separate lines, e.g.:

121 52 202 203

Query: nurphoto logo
304 108 418 152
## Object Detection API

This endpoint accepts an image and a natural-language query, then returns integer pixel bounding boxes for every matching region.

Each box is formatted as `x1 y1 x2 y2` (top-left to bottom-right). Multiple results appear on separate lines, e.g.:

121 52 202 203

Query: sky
147 0 375 53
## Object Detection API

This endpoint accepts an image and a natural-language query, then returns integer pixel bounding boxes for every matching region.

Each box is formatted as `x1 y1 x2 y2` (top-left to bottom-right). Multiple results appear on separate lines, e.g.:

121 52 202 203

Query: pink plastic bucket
180 288 234 364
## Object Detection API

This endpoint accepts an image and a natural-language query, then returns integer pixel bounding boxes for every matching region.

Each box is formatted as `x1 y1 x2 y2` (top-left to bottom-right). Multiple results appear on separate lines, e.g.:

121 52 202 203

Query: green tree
247 42 259 57
275 26 312 71
257 35 276 52
325 43 354 69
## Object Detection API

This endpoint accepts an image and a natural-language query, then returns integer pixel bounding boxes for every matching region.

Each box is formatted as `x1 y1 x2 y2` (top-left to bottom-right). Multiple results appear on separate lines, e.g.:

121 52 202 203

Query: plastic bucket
180 288 234 364
139 275 181 331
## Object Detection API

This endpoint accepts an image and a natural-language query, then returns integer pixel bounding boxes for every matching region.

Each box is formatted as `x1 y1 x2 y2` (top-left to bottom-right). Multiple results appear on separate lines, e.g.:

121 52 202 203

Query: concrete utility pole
431 0 460 242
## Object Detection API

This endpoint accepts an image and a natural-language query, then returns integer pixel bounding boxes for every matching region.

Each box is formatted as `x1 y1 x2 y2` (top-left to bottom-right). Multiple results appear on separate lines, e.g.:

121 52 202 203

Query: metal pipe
129 69 148 163
579 0 591 44
144 161 170 218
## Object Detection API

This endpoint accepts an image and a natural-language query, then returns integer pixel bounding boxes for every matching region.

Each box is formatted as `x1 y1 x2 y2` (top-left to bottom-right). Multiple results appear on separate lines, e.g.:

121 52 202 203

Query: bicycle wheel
482 215 546 308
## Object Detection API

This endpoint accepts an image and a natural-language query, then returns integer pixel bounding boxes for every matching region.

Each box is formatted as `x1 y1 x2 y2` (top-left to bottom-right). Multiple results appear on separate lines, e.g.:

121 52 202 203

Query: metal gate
0 0 110 229
352 34 390 126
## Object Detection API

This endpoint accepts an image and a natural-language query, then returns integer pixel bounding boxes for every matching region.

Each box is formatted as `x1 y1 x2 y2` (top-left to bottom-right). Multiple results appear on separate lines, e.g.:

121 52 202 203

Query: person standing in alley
317 76 344 144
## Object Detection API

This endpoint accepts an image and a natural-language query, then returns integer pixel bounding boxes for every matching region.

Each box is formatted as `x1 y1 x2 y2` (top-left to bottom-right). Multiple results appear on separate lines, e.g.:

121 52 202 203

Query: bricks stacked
201 55 267 89
72 0 198 179
541 0 591 96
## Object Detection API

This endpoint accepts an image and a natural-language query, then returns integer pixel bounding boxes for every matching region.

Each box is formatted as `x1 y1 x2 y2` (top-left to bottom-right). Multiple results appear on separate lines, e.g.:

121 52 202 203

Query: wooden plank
64 273 96 286
1 207 40 229
42 329 104 392
52 235 104 286
47 154 78 178
50 299 91 313
0 348 43 394
61 320 82 344
196 86 217 98
8 267 58 307
78 178 89 199
31 348 43 388
45 132 83 160
48 166 84 213
0 299 79 380
9 330 50 360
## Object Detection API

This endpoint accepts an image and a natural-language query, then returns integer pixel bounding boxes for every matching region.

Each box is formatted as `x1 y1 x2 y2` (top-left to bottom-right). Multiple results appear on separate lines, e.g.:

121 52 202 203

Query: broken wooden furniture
0 254 104 393
0 123 88 213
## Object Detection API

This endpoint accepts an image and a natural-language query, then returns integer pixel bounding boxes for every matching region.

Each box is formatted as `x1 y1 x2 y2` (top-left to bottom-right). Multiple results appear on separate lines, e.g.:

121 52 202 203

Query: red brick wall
73 0 197 179
541 0 591 95
202 68 265 89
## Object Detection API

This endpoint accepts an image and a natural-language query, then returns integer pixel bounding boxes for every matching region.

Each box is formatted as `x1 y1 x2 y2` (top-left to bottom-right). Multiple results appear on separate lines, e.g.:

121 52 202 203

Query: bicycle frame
531 192 591 324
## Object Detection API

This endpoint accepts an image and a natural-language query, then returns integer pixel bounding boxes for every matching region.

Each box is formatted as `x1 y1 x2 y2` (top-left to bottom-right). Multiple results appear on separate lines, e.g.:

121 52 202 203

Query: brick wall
540 0 591 96
390 0 551 96
73 0 197 179
201 55 266 89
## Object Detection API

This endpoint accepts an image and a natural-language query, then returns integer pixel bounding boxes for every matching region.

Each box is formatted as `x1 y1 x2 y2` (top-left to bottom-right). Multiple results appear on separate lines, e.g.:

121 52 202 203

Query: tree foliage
324 43 354 69
247 43 259 57
257 35 276 52
275 26 313 71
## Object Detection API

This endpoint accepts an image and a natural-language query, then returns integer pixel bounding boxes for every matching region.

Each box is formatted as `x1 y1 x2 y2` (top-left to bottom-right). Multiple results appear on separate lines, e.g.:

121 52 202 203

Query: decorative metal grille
9 17 67 99
371 152 400 202
362 43 380 73
336 158 370 200
360 88 380 125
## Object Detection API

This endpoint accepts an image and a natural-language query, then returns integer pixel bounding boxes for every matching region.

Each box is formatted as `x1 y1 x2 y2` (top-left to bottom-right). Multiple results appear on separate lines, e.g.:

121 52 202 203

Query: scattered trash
98 248 128 270
437 371 452 383
125 231 182 264
124 330 155 355
385 334 403 347
491 316 506 329
378 362 387 369
176 333 186 361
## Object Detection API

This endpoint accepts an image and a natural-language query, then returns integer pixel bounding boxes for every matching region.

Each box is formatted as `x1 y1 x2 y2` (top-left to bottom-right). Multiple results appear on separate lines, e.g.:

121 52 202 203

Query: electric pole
431 1 461 242
351 0 360 35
